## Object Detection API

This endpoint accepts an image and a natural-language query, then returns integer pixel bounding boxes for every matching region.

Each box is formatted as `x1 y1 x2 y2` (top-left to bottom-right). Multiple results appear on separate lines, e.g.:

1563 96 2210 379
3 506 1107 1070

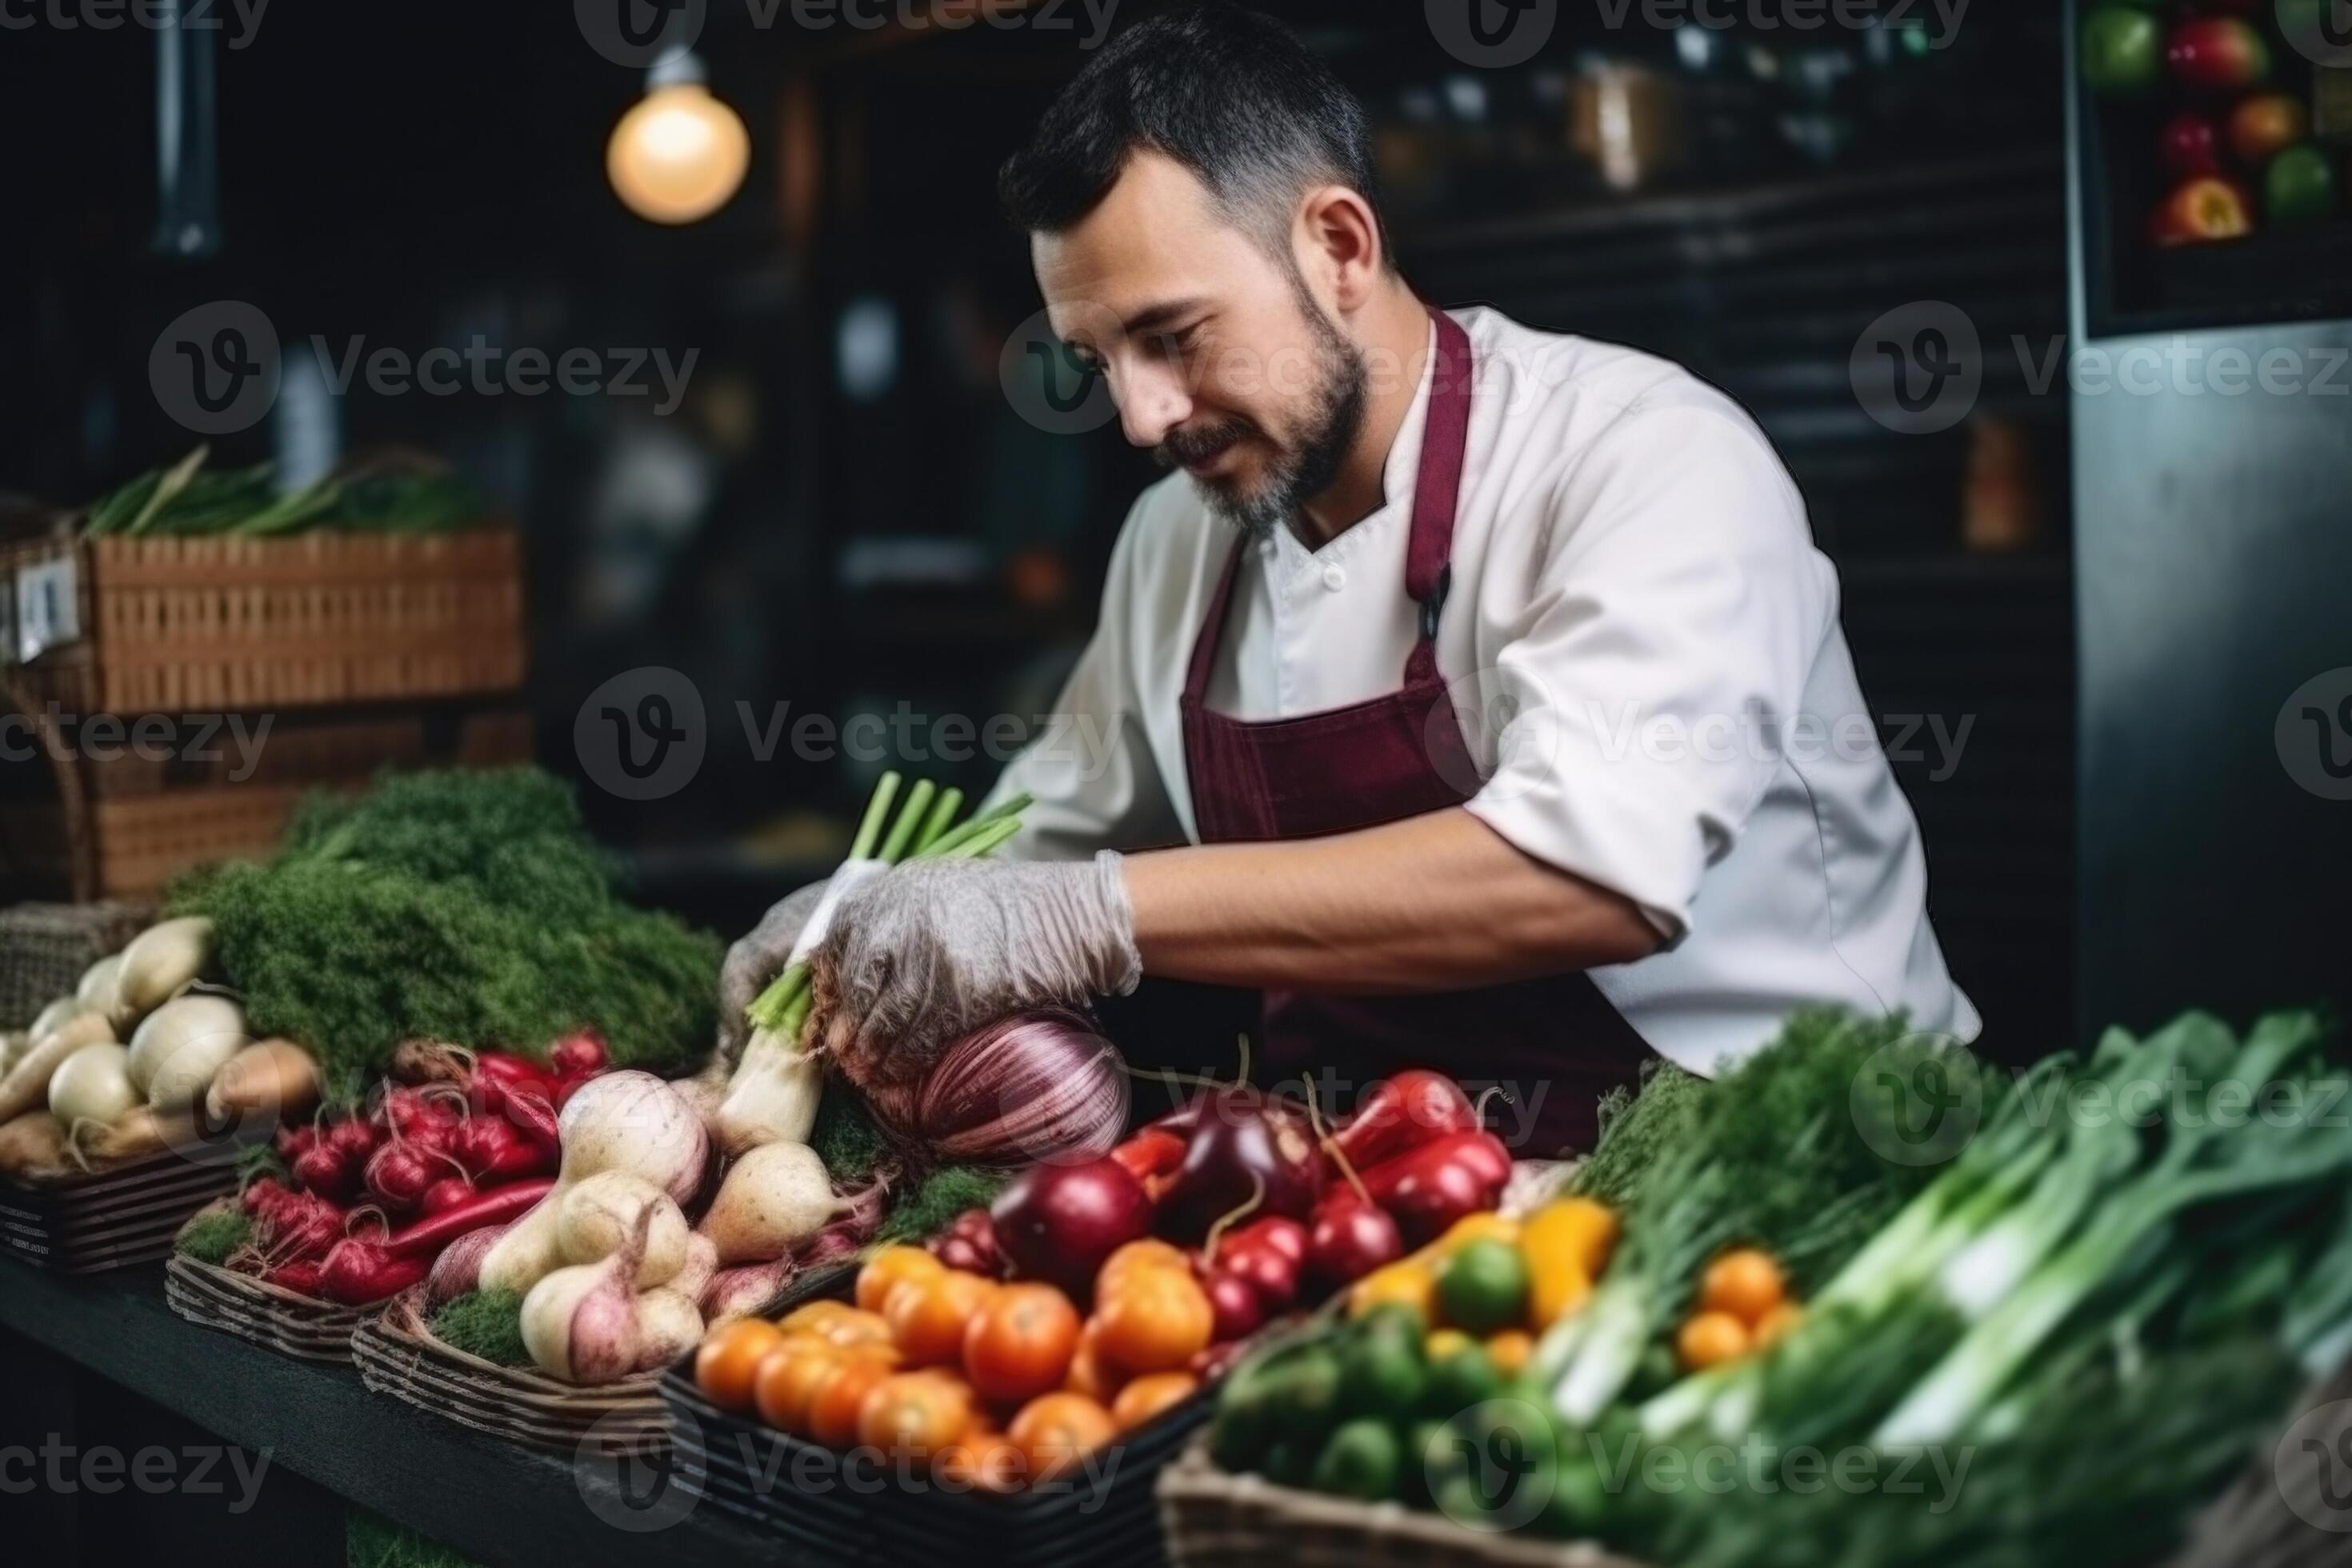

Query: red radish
365 1141 449 1213
452 1116 550 1181
1202 1269 1264 1340
418 1176 476 1215
502 1090 561 1159
548 1030 608 1080
471 1051 558 1114
325 1115 380 1161
385 1177 557 1260
934 1236 991 1273
274 1122 318 1163
317 1238 430 1304
267 1259 326 1295
989 1157 1153 1298
378 1085 462 1139
291 1142 358 1202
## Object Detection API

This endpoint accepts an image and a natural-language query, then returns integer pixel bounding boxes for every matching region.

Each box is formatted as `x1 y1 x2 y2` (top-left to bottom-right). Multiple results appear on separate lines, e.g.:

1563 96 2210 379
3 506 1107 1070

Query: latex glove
807 852 1141 1089
716 878 829 1062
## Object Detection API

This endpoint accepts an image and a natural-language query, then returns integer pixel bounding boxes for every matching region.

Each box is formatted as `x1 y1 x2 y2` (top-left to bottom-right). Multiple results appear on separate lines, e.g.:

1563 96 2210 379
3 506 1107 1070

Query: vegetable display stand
0 1145 238 1272
660 1264 1213 1568
165 1245 370 1361
1155 1434 1642 1568
354 1288 670 1458
0 898 152 1027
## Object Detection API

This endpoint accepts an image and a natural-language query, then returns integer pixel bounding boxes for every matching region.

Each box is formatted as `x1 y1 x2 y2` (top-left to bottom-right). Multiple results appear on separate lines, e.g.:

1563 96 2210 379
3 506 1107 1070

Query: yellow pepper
1350 1262 1438 1321
1425 1326 1476 1362
1522 1196 1618 1278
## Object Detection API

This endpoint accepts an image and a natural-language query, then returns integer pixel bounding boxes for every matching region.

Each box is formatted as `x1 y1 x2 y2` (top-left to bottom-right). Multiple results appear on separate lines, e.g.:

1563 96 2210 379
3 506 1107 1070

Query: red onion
872 1010 1130 1169
990 1157 1153 1298
1158 1086 1326 1241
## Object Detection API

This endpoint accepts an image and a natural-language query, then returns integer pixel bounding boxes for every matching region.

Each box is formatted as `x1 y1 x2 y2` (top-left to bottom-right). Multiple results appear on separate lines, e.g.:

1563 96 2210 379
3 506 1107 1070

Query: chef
723 2 1978 1154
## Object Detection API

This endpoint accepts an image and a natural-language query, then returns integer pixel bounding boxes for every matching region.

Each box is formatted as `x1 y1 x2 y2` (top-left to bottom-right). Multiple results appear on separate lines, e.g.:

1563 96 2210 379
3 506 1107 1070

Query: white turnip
113 917 214 1020
555 1171 689 1287
698 1140 848 1264
48 1042 139 1128
126 994 251 1111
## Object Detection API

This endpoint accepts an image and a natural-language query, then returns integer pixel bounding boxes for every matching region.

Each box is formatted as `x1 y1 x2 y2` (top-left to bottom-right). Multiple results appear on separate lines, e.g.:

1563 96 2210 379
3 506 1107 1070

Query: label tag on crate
15 555 81 663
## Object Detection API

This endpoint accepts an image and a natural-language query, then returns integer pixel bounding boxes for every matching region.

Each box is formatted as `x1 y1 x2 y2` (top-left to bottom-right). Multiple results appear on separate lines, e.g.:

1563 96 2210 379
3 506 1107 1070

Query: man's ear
1294 184 1385 313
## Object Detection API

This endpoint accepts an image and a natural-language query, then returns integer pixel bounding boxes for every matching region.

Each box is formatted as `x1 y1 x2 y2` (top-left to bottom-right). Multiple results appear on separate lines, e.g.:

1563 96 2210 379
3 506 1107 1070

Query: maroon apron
1177 309 1654 1156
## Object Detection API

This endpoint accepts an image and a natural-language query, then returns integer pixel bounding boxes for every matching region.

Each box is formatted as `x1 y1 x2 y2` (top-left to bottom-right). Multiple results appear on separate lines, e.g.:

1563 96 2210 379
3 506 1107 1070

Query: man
723 3 1977 1152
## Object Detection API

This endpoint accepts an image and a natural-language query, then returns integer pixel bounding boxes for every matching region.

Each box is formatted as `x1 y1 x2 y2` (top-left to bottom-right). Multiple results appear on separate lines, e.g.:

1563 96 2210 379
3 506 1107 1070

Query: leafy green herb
879 1164 1010 1243
175 1209 253 1266
427 1289 531 1369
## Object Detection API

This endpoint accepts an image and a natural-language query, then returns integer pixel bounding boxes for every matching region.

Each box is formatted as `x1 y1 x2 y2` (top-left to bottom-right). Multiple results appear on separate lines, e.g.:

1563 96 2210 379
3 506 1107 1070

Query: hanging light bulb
607 49 750 225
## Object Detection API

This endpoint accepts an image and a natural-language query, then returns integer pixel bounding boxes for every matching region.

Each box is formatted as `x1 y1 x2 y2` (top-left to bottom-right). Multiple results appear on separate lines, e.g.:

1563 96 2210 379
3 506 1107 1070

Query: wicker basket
0 899 154 1029
165 1243 370 1362
354 1288 670 1457
2 529 525 714
0 706 534 900
0 1143 238 1272
1158 1435 1642 1568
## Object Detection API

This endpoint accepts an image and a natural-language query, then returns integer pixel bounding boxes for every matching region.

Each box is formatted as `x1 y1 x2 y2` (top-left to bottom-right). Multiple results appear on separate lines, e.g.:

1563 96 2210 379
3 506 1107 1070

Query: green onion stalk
742 773 1030 1042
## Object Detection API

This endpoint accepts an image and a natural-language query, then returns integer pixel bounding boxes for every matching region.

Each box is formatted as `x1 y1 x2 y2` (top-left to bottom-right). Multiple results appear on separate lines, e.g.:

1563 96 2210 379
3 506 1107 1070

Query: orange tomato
886 1270 999 1366
1699 1250 1786 1324
1065 1317 1123 1402
816 1306 896 1351
1096 1238 1189 1300
694 1318 786 1412
778 1299 859 1334
1094 1267 1212 1374
857 1245 945 1314
858 1370 976 1462
963 1282 1082 1405
1676 1310 1752 1371
1753 1302 1805 1348
807 1353 899 1449
935 1428 1028 1494
1008 1391 1117 1484
1485 1330 1534 1378
1110 1371 1198 1430
751 1338 842 1434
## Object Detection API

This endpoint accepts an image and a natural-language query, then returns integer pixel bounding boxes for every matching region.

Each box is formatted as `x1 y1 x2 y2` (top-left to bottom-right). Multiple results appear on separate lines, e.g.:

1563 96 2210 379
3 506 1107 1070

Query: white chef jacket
987 305 1980 1078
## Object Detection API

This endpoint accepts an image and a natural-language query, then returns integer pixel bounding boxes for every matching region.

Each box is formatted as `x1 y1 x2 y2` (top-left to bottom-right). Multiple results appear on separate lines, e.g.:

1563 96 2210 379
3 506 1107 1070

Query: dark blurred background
18 0 2340 1054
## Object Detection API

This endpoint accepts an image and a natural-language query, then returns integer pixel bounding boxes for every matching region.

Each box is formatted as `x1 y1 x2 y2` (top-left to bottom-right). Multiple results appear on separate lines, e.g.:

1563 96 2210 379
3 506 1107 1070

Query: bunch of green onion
742 771 1030 1041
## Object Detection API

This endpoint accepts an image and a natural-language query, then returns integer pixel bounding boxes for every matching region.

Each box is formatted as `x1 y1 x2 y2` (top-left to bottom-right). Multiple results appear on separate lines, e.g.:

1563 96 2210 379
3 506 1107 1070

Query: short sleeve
1462 403 1827 940
981 497 1183 862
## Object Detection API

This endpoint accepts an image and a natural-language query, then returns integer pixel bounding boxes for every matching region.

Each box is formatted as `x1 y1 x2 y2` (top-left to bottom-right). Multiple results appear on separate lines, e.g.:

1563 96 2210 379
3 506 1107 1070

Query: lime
1399 1418 1448 1506
1260 1438 1314 1489
1340 1324 1427 1415
1537 1452 1611 1540
1422 1342 1505 1421
1270 1346 1343 1442
1356 1299 1428 1344
1209 1386 1270 1471
1310 1418 1404 1501
1437 1240 1530 1336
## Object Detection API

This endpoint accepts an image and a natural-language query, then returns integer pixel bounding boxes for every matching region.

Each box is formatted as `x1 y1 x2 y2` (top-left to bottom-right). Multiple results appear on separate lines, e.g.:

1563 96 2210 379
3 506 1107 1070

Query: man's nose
1111 360 1192 450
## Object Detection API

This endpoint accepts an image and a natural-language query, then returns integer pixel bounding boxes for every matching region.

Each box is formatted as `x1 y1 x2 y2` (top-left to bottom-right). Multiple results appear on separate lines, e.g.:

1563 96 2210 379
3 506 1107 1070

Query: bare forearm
1121 807 1660 993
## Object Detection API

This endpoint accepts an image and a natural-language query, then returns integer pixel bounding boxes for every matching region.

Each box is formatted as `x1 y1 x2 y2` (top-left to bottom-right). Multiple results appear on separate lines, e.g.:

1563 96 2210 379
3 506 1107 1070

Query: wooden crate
3 529 525 714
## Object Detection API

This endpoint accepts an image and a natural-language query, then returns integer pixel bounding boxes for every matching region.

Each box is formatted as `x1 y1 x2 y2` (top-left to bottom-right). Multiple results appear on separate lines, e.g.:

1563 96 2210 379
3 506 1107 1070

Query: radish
366 1141 453 1213
418 1175 476 1215
478 1071 708 1296
698 1141 851 1265
548 1030 608 1080
451 1116 550 1182
554 1171 689 1288
316 1237 430 1305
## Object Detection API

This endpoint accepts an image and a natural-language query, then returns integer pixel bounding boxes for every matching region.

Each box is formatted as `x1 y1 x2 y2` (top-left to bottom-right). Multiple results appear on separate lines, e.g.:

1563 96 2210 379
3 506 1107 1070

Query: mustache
1154 418 1253 471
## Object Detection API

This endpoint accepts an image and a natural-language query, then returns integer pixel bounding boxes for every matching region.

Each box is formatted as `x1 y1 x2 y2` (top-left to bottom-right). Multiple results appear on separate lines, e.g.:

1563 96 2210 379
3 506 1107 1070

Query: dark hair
998 2 1391 267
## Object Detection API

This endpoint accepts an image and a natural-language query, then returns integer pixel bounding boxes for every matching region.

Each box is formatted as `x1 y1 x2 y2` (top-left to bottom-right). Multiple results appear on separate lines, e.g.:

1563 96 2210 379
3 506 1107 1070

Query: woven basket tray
165 1244 370 1362
0 899 154 1029
354 1288 670 1458
1158 1435 1642 1568
2 529 525 714
0 1142 238 1273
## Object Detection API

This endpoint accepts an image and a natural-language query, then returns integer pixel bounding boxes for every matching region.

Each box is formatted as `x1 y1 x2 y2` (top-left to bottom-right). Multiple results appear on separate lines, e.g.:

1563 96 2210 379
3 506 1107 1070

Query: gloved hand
807 852 1142 1089
716 878 830 1062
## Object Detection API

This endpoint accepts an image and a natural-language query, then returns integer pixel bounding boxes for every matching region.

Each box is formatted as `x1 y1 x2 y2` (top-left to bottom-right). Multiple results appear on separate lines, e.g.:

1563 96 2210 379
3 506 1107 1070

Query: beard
1155 286 1368 541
